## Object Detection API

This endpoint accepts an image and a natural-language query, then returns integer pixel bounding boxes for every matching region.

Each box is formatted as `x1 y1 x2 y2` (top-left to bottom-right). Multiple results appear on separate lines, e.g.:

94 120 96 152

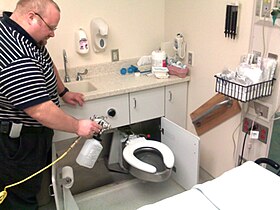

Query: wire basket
215 75 275 102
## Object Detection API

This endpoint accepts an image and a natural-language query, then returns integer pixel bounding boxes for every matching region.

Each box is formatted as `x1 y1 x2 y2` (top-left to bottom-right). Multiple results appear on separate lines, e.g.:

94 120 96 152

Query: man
0 0 102 209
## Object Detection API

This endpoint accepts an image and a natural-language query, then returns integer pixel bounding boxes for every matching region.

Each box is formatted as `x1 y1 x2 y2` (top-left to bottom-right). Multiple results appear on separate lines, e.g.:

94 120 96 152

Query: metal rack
215 75 275 102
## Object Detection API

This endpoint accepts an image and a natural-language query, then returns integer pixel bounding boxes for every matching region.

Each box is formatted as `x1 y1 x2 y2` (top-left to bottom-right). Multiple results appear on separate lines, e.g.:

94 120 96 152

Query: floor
75 178 184 210
39 167 213 210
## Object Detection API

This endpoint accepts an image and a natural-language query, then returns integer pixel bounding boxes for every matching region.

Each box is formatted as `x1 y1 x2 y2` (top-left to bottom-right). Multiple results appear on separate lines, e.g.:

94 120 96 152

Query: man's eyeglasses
34 12 57 31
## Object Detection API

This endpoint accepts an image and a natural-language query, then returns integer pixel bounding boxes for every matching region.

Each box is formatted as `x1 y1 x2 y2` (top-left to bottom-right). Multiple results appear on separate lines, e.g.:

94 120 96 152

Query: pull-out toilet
122 137 175 182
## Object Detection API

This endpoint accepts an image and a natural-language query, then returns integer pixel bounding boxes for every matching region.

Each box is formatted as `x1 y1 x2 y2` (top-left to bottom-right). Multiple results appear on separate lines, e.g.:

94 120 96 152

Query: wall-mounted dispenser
174 33 186 59
90 18 109 53
75 28 89 54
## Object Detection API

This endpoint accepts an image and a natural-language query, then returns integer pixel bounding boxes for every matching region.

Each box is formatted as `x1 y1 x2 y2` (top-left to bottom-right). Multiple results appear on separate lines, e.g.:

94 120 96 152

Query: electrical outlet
254 101 269 118
242 117 269 143
111 49 119 62
188 51 194 66
242 117 253 133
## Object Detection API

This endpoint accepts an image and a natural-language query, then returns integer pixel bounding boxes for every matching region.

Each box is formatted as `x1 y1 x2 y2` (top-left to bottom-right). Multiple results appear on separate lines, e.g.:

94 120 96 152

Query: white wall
165 0 255 177
2 0 256 177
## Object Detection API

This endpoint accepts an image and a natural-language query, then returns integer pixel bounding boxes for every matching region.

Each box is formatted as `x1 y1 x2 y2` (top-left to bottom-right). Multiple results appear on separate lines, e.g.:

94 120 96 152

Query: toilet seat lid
123 138 175 174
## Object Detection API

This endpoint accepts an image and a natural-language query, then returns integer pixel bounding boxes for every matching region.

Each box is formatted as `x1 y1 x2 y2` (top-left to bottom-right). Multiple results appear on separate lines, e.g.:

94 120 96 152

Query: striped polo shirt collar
2 13 38 47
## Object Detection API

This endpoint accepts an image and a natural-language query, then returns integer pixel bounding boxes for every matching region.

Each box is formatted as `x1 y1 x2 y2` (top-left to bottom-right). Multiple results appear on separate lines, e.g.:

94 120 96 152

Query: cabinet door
161 117 200 190
165 82 188 129
53 94 129 141
130 87 164 124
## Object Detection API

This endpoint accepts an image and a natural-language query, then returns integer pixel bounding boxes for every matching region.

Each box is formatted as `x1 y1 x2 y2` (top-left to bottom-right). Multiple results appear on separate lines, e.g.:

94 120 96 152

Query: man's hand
62 91 84 106
77 119 102 138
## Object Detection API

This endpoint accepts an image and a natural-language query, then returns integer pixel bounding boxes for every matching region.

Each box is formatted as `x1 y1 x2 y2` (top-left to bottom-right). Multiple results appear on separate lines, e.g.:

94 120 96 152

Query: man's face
33 3 60 45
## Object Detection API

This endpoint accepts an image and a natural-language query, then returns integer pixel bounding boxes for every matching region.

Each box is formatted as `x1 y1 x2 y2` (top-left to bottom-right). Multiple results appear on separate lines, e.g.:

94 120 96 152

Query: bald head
10 0 61 45
14 0 60 17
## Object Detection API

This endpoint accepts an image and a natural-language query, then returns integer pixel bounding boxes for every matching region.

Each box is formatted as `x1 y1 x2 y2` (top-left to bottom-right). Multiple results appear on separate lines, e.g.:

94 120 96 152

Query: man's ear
27 12 37 25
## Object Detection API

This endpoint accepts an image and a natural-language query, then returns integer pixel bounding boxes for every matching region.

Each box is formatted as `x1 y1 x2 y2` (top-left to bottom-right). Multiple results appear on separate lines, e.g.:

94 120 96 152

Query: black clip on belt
0 121 10 134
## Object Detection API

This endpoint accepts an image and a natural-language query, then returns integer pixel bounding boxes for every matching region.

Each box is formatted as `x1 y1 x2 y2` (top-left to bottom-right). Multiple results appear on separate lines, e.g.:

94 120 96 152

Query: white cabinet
54 82 188 141
129 87 164 124
53 94 129 141
165 83 188 128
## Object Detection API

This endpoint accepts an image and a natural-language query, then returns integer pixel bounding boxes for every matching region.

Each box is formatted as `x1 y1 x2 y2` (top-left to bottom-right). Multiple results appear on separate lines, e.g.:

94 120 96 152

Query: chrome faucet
76 69 88 81
63 49 71 82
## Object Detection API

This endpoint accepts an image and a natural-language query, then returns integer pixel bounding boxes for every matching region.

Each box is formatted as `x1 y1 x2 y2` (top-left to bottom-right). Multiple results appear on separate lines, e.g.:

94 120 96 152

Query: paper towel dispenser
90 18 109 53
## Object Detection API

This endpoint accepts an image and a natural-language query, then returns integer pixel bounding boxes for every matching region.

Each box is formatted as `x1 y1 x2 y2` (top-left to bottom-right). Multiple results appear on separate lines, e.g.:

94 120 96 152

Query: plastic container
167 65 189 78
76 139 103 168
75 28 89 54
152 50 167 67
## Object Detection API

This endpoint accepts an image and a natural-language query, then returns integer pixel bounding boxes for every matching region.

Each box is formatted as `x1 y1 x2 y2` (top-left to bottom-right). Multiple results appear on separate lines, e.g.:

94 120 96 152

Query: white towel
137 188 217 210
194 161 280 210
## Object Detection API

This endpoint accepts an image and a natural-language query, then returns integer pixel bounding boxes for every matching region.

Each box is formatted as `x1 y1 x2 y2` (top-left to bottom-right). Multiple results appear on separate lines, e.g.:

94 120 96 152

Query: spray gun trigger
90 115 111 134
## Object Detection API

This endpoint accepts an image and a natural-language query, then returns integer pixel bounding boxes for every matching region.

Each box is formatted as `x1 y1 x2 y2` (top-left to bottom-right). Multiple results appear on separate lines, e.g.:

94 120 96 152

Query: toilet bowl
123 137 175 182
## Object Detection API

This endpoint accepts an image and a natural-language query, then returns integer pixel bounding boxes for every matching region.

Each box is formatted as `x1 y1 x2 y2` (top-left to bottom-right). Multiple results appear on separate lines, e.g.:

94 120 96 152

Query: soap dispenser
90 18 109 53
75 28 89 54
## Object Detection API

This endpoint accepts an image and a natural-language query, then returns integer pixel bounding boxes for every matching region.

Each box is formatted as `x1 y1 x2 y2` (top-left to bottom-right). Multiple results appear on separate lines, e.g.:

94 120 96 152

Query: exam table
138 160 280 210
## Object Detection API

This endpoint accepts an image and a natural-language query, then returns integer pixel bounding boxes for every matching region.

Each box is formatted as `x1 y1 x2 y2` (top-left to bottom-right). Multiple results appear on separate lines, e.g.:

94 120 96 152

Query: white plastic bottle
152 50 167 67
76 138 103 168
75 28 89 54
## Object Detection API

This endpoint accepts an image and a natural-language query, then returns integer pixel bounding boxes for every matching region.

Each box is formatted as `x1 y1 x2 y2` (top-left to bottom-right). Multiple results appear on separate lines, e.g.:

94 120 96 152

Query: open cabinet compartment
50 117 200 210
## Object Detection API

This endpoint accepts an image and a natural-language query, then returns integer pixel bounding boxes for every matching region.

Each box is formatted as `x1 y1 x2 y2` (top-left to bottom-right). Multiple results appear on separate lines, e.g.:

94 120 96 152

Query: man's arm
24 100 100 137
53 64 67 95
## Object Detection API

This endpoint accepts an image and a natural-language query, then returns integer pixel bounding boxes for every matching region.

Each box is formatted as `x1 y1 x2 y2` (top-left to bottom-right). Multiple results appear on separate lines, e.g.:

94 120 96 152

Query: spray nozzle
89 115 111 141
90 115 111 135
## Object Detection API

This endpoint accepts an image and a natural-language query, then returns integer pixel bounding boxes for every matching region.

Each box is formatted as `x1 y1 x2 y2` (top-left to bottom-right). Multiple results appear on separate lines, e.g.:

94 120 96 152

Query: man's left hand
62 91 84 106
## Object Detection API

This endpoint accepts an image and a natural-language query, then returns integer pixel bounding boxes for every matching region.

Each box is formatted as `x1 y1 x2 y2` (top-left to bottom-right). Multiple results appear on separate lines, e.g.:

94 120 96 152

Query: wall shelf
215 75 275 102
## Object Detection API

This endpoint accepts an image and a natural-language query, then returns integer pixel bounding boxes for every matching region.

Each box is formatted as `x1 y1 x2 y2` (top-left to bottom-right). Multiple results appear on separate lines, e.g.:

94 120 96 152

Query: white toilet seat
123 137 175 174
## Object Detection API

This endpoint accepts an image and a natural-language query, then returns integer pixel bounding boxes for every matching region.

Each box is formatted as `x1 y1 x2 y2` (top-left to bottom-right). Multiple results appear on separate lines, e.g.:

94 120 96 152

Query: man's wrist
59 87 69 97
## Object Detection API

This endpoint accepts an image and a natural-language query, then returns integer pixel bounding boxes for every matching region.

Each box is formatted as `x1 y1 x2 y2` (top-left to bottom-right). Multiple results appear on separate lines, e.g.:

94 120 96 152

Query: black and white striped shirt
0 14 59 126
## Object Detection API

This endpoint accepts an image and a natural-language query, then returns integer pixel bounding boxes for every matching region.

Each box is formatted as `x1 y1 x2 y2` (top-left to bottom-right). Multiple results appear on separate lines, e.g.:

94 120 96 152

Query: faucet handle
76 69 88 81
64 75 71 82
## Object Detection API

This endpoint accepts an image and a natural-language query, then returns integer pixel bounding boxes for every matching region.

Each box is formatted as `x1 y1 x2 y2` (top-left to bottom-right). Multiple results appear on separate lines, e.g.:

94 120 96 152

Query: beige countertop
64 71 190 101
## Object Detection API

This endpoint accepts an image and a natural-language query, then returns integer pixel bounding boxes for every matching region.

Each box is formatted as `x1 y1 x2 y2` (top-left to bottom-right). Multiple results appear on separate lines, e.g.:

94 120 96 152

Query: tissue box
167 65 189 78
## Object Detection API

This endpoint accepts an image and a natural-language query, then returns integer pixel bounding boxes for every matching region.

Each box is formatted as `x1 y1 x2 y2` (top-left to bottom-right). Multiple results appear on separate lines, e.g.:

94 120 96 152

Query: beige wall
2 0 255 177
165 0 254 177
2 0 165 69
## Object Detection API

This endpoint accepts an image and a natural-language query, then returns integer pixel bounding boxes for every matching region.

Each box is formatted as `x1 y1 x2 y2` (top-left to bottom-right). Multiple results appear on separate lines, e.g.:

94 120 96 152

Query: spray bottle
76 116 110 168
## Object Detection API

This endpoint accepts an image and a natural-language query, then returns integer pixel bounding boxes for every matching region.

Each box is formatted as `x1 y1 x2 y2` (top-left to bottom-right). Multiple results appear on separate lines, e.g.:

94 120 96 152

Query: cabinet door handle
168 91 173 101
133 98 137 108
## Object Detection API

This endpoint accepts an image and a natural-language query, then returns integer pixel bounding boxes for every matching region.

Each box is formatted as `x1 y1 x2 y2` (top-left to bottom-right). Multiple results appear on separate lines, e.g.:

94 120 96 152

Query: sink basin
65 81 97 93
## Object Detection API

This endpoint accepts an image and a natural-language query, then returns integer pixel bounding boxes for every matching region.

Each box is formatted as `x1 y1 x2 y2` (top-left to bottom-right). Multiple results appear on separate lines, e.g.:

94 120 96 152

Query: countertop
64 72 190 101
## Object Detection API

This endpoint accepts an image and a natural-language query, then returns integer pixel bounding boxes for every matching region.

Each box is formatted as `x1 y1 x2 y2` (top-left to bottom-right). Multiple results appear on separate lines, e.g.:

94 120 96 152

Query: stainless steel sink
65 81 97 93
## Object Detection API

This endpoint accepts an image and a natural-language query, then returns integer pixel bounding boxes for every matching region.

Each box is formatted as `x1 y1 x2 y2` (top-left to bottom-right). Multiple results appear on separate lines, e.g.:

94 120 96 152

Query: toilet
122 136 175 182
